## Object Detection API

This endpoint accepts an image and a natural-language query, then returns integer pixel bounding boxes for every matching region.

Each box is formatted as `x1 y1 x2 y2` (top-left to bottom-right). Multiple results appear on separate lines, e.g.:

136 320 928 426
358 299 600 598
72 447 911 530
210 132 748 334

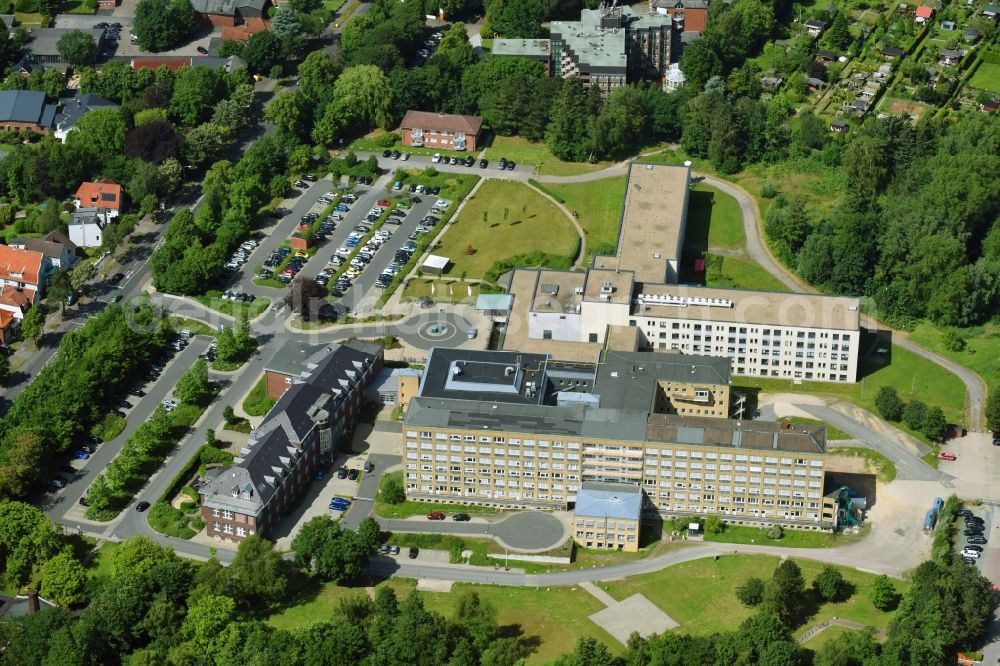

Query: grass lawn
167 316 216 338
483 136 617 177
348 130 472 160
242 375 276 417
799 625 866 652
59 0 97 12
87 541 119 580
193 291 270 318
909 320 1000 397
542 176 626 256
434 180 580 279
829 447 897 483
734 341 966 427
14 11 43 26
390 168 479 203
970 62 1000 93
376 497 500 519
401 278 479 304
704 524 866 549
703 254 791 292
783 416 851 441
267 578 618 664
687 184 745 249
601 554 906 636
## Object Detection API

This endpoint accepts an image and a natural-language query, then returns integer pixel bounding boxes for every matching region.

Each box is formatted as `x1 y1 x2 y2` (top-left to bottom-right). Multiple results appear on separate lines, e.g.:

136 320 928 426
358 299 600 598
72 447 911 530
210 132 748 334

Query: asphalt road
341 452 399 531
42 337 211 518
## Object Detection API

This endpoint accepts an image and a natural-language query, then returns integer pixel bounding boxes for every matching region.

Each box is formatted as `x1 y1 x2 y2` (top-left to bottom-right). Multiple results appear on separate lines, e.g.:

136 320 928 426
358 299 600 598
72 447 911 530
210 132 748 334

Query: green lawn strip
829 447 897 483
909 321 1000 398
702 254 791 292
689 183 745 248
167 317 217 337
86 542 120 580
733 342 966 428
147 501 197 539
193 291 270 318
482 135 618 177
601 554 906 636
922 452 940 469
703 524 865 549
14 12 44 26
543 176 627 257
400 278 479 304
433 179 579 279
969 62 1000 93
375 171 479 307
782 416 851 441
375 497 500 519
242 375 277 416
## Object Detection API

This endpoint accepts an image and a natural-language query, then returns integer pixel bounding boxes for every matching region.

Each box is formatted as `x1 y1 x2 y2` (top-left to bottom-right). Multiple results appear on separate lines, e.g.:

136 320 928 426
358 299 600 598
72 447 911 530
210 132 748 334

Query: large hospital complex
398 163 862 546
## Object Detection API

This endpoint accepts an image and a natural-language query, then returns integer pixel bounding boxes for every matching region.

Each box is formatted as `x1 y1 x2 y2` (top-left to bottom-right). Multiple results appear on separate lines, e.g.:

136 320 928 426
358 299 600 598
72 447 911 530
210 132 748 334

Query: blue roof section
575 481 642 521
475 293 514 311
0 90 47 124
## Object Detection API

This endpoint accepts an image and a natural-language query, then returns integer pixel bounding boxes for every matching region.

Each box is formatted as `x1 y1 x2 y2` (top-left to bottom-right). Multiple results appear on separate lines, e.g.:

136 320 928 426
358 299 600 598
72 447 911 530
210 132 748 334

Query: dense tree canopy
133 0 198 52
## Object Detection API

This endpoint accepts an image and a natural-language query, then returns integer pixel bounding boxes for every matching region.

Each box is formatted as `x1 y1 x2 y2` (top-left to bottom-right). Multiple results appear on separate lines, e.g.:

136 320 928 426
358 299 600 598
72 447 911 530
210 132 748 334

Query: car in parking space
391 150 401 160
464 156 475 167
390 545 400 555
507 161 516 170
401 152 411 160
480 159 488 168
380 543 390 554
427 511 445 520
337 467 348 479
48 477 67 490
317 196 332 205
304 174 317 181
295 179 308 188
498 157 507 169
73 449 90 460
409 547 419 559
968 535 987 545
162 399 178 412
364 460 374 473
453 513 471 521
432 153 441 163
315 470 325 481
136 501 151 512
467 328 477 339
962 545 983 555
348 469 360 481
383 149 392 158
937 452 956 461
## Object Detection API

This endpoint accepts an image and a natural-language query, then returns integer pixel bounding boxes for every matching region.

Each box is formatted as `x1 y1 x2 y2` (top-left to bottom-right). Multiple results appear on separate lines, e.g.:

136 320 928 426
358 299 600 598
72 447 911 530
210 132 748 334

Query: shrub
380 472 405 504
704 514 725 534
191 516 206 531
736 577 765 606
374 132 400 147
869 574 897 611
874 386 904 422
903 400 927 430
813 566 849 602
766 524 784 540
91 413 127 442
942 328 967 352
761 183 779 198
179 500 198 514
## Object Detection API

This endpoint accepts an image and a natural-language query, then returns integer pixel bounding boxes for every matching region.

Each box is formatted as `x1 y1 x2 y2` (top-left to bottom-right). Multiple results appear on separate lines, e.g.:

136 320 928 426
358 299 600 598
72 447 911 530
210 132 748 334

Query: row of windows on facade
212 523 253 537
407 460 823 481
577 532 638 542
576 520 637 530
658 332 852 352
407 474 822 495
646 323 852 339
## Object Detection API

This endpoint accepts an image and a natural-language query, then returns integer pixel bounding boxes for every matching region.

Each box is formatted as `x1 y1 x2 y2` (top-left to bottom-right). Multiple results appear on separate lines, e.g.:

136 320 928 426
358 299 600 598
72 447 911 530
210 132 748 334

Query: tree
736 577 765 606
111 535 177 577
230 535 288 605
284 277 328 321
680 39 722 90
868 574 896 610
170 66 226 126
813 566 848 602
39 551 88 607
184 122 226 167
66 108 127 160
0 349 9 384
290 516 374 583
704 514 725 534
134 0 197 52
921 406 947 442
763 558 806 626
125 120 183 164
826 13 851 50
174 359 213 405
21 306 46 347
903 399 927 430
46 269 72 314
551 637 621 666
487 0 545 38
986 391 1000 433
332 64 394 131
242 30 283 75
436 22 476 68
183 594 236 652
357 516 381 553
56 30 96 68
875 386 905 422
546 77 595 162
298 50 342 105
381 473 405 504
265 90 309 140
271 4 305 57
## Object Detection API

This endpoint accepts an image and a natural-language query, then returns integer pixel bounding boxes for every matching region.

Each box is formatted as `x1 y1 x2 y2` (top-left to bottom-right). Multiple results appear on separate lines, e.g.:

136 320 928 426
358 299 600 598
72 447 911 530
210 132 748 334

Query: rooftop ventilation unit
601 281 614 293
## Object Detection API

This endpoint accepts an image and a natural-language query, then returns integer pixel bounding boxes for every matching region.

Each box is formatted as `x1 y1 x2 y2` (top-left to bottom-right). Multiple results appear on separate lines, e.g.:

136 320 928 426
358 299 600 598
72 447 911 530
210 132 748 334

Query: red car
376 199 391 208
426 511 445 520
937 452 956 461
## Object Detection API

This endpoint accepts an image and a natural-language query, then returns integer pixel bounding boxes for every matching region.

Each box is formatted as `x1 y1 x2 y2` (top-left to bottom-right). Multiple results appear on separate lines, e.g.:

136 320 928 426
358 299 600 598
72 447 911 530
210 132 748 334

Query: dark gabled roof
0 90 50 124
9 54 43 75
11 236 70 260
881 46 905 56
190 0 266 16
54 93 117 132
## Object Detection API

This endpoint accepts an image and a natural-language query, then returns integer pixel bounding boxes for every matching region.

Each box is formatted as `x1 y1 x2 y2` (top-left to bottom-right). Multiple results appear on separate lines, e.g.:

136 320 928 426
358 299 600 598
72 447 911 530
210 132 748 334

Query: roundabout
493 511 567 552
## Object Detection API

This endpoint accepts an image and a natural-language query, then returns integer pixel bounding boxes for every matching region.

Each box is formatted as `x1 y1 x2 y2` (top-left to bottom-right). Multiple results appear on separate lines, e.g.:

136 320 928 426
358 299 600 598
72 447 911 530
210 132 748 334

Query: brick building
0 90 56 133
400 111 484 152
200 341 383 542
190 0 269 28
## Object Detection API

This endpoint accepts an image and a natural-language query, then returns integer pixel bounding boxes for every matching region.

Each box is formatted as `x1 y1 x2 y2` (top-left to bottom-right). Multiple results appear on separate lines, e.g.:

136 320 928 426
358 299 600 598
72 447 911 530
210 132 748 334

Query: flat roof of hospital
594 163 690 283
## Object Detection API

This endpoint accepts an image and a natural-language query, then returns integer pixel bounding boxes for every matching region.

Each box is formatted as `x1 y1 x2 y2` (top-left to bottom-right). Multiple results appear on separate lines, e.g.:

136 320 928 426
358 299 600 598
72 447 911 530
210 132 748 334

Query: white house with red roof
73 180 123 219
0 245 48 306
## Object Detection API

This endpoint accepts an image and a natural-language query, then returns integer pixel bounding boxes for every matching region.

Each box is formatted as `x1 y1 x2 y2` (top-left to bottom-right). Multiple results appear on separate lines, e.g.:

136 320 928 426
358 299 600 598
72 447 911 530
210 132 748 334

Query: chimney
27 588 39 615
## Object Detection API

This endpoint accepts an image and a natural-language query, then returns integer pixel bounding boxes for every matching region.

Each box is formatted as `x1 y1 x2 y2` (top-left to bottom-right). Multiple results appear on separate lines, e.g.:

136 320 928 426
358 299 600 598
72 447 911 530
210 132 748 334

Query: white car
162 399 178 412
336 247 352 257
435 199 449 208
962 548 981 558
432 153 441 163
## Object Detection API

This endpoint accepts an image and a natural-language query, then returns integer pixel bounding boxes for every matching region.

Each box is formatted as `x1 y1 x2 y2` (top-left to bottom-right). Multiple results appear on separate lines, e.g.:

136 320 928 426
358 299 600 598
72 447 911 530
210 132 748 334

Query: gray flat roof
492 38 550 58
593 349 730 411
576 481 642 520
594 163 690 283
419 348 550 405
28 28 104 56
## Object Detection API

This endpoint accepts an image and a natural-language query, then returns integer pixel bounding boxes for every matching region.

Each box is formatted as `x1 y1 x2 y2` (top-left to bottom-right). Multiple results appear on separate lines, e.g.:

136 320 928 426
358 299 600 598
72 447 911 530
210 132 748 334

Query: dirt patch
417 579 454 592
825 454 870 475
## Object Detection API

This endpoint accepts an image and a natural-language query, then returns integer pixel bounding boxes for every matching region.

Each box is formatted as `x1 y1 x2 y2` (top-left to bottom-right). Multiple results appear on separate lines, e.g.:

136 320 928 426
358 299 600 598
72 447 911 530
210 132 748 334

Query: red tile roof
0 245 44 287
400 110 483 136
0 284 30 311
0 310 14 342
131 58 192 72
75 180 123 211
916 5 934 18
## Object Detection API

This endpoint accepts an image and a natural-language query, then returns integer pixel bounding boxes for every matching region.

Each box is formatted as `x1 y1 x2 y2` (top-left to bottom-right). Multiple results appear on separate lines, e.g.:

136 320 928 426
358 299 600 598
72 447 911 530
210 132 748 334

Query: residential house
805 19 828 37
53 93 118 142
850 97 871 116
27 29 105 65
0 285 30 345
573 481 644 552
940 19 956 30
880 46 905 59
219 19 270 41
0 245 48 304
73 180 123 219
68 208 113 248
8 54 44 76
830 118 849 133
939 48 965 66
400 110 484 152
200 341 383 542
914 5 934 23
189 0 269 28
10 232 77 272
0 90 56 133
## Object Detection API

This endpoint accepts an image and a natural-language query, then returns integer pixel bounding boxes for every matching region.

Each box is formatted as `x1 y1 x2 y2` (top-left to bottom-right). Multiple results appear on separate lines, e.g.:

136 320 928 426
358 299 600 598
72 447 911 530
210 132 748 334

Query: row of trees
0 303 170 500
874 386 948 442
149 135 289 294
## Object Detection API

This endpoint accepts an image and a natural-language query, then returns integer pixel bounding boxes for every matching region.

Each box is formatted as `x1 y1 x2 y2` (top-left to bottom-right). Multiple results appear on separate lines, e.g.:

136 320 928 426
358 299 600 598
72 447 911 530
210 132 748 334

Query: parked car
967 536 987 545
432 153 441 163
937 452 956 461
408 547 419 559
364 460 374 473
427 511 445 520
337 467 348 479
390 545 400 555
304 174 317 181
452 513 471 522
348 469 360 481
73 449 90 460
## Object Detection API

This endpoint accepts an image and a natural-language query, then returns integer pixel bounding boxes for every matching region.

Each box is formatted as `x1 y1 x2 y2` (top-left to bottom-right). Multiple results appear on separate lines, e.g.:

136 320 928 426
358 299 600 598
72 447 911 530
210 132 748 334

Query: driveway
53 15 132 29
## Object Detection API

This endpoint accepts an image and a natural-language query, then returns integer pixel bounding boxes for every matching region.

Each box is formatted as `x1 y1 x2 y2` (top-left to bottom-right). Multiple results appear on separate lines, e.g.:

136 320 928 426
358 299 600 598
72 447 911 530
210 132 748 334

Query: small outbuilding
475 293 514 320
421 254 450 276
830 118 849 133
915 5 934 23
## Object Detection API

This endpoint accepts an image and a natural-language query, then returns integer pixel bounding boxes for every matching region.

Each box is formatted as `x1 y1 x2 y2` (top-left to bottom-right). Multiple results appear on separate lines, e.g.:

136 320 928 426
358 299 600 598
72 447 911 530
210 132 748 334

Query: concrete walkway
580 581 618 606
797 617 879 644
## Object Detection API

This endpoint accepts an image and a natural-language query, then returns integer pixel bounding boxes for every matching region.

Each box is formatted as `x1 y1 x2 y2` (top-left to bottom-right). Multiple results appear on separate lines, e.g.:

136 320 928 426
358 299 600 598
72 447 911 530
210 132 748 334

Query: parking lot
956 503 1000 581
